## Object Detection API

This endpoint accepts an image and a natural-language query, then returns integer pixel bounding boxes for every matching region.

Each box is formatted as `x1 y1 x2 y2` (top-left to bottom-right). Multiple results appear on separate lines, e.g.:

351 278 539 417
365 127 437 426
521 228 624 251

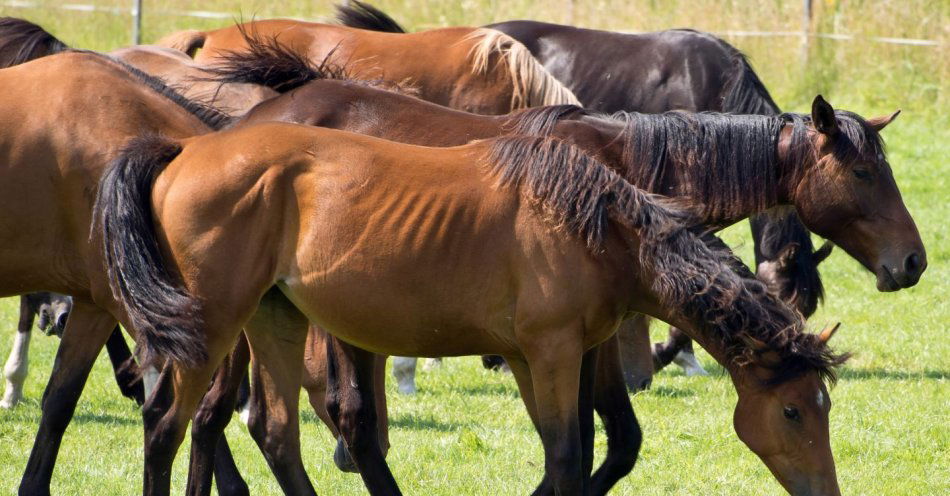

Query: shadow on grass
838 367 948 381
71 411 140 426
644 385 697 398
444 381 519 398
389 413 467 432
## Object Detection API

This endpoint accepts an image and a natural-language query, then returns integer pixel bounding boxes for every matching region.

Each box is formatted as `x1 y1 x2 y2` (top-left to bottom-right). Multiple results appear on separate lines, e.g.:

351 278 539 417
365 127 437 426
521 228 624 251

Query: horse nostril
56 314 68 331
903 252 922 275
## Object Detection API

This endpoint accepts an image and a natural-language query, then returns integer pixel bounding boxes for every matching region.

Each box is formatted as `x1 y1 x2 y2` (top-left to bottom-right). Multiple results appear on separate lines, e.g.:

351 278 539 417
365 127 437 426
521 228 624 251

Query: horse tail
335 0 407 33
156 29 207 58
720 47 780 116
0 17 69 68
465 28 581 111
199 25 339 93
94 134 207 368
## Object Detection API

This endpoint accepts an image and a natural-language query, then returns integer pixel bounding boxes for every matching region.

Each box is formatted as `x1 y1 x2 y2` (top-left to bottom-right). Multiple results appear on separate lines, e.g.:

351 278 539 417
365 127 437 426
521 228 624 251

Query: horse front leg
18 301 115 496
591 334 643 495
185 333 251 496
2 295 35 408
325 337 401 495
523 330 588 496
103 325 146 404
652 326 708 376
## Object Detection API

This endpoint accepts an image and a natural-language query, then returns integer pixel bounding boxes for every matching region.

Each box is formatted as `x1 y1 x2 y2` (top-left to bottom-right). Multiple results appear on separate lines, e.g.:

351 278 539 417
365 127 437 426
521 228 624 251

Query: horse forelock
483 134 847 384
464 28 580 110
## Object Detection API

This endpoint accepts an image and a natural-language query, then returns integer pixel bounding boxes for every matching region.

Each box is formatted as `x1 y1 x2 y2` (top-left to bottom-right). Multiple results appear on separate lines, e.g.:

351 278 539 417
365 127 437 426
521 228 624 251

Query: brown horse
193 34 925 494
0 22 241 491
110 45 276 114
157 19 580 114
97 121 850 495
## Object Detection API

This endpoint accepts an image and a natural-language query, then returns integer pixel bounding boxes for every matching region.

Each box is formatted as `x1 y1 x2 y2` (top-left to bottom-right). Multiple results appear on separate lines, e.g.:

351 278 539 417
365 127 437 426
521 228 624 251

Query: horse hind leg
2 296 35 408
242 289 316 495
103 325 146 405
185 333 251 496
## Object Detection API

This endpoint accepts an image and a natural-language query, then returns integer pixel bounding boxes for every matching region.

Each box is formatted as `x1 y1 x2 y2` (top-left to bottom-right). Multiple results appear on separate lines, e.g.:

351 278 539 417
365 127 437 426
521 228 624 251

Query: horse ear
818 322 841 344
811 95 838 137
813 241 834 265
776 243 800 270
867 109 901 132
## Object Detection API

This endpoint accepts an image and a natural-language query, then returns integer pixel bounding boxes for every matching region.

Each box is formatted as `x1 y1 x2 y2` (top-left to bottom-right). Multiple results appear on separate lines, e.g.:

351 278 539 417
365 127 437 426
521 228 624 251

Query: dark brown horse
194 34 925 495
156 19 580 115
97 120 850 495
336 1 838 385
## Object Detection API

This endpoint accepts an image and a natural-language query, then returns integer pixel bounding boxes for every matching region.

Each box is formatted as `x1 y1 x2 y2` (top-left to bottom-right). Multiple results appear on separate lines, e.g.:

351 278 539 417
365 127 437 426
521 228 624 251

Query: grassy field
0 1 947 494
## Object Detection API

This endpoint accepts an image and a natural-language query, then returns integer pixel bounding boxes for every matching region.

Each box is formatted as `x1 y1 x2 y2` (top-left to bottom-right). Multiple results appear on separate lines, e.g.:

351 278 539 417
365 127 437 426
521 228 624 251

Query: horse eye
783 406 801 421
853 168 871 180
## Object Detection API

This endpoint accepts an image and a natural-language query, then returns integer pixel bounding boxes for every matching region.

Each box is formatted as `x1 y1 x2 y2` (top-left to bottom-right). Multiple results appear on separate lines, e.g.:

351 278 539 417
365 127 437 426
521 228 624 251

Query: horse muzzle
876 249 927 292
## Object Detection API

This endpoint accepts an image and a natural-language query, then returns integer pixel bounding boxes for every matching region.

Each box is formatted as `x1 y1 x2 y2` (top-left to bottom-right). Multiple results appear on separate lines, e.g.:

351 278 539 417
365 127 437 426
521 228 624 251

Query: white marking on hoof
673 351 709 376
392 356 418 395
2 331 31 408
238 403 251 425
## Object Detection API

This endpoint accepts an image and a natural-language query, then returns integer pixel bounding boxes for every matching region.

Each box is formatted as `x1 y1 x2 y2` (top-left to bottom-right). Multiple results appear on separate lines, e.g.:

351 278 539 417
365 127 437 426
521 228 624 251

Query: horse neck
620 115 804 228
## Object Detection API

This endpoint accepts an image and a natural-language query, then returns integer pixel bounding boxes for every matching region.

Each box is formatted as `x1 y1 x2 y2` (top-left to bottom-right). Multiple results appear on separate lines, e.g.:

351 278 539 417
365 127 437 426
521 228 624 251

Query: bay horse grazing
97 121 852 495
336 2 830 384
2 293 145 409
0 42 237 493
201 33 926 494
156 19 580 114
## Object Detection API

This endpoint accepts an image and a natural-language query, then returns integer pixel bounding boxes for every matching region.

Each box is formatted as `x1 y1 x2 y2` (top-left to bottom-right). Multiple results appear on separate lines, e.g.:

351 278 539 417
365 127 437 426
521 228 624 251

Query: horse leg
242 290 316 495
325 337 401 495
142 360 220 496
18 302 116 496
103 325 145 405
590 335 643 496
523 335 588 495
185 333 251 496
391 356 418 395
2 296 34 408
616 316 654 391
652 327 708 376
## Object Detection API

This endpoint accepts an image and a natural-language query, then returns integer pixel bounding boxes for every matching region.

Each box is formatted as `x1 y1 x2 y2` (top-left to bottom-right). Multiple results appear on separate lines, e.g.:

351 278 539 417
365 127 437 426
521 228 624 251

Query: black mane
483 134 848 384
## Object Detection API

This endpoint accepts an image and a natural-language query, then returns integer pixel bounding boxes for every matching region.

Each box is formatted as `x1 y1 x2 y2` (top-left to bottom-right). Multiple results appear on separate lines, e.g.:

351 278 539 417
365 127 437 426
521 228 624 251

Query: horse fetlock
672 351 709 376
391 357 417 395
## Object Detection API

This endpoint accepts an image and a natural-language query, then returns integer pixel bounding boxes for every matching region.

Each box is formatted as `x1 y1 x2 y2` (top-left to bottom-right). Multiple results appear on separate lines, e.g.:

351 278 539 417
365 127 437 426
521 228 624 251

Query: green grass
0 1 947 494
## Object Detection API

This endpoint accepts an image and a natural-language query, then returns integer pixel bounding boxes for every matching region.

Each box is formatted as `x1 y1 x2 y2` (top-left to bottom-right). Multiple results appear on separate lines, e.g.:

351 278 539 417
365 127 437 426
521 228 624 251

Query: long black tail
94 134 207 367
335 1 407 33
0 17 69 68
200 24 346 93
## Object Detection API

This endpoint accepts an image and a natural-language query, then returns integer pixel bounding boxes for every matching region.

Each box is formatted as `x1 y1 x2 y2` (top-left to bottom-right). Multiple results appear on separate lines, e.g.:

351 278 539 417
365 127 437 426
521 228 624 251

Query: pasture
0 0 947 494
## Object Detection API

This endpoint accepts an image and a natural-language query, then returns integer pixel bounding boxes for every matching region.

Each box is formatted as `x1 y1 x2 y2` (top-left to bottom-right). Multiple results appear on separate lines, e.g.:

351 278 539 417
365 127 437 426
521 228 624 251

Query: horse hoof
422 357 443 371
333 437 359 473
624 375 652 392
673 351 709 376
